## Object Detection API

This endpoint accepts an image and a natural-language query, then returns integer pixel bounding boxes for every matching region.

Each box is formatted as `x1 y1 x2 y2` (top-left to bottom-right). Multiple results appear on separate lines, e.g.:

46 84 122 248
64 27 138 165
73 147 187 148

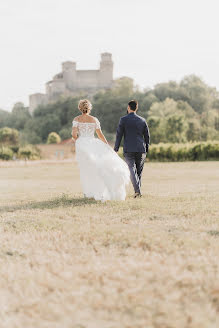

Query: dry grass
0 160 219 328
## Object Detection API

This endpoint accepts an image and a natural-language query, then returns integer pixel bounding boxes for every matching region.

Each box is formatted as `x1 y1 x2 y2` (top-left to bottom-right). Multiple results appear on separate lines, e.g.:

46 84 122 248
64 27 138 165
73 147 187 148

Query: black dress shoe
134 192 142 198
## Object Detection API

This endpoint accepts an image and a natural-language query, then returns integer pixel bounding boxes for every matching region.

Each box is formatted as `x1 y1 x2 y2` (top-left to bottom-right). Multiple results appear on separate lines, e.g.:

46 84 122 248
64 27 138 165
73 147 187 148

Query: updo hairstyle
78 99 92 114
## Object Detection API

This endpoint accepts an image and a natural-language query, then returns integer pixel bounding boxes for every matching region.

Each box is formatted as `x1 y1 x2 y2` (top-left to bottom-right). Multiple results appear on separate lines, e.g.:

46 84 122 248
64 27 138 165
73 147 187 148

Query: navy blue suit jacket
114 112 150 153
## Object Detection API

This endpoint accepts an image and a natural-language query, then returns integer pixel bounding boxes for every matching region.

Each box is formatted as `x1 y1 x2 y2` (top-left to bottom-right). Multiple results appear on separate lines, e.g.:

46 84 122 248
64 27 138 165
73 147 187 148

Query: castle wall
76 70 99 89
50 79 66 94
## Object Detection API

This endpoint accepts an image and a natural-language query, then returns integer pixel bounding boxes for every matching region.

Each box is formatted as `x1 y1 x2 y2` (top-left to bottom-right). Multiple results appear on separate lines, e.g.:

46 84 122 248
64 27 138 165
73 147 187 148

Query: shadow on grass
0 194 98 213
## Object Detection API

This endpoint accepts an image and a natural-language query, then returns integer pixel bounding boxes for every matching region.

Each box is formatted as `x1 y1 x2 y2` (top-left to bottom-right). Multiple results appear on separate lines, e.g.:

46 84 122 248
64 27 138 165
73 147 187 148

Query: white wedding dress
73 118 130 201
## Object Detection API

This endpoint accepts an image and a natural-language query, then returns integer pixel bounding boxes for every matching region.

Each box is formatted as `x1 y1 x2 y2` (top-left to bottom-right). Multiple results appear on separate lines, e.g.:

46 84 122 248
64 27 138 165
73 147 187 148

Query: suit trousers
124 152 146 194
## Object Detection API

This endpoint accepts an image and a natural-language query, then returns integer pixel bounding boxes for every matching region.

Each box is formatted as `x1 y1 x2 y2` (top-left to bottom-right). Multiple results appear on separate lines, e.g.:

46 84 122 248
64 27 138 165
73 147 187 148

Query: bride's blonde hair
78 99 92 114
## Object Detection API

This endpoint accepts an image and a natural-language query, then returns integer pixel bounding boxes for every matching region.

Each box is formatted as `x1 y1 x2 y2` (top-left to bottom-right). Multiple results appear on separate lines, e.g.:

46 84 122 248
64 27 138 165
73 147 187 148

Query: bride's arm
96 129 108 144
72 119 79 141
72 127 78 141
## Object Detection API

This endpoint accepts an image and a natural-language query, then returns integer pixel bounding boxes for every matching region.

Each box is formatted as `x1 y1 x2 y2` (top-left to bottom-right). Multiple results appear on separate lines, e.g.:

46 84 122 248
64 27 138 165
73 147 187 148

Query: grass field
0 160 219 328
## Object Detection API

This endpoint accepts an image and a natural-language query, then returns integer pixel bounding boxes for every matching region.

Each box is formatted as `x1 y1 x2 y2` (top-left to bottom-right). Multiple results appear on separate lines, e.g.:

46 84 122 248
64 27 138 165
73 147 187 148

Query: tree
12 102 26 113
166 115 187 143
141 92 159 116
19 130 42 145
59 127 71 140
148 99 187 143
34 114 62 142
0 109 10 128
154 81 188 102
8 102 31 130
47 132 61 144
93 92 129 133
186 119 201 142
111 77 134 96
180 75 211 113
147 117 164 144
148 98 179 118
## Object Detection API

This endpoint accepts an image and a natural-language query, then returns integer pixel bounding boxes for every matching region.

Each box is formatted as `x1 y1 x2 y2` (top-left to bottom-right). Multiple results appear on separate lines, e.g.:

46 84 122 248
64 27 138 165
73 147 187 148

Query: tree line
0 75 219 145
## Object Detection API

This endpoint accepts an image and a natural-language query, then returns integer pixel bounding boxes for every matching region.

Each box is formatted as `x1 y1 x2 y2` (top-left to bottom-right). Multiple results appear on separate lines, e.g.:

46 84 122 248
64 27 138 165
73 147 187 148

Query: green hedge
148 142 219 161
0 145 41 161
118 142 219 161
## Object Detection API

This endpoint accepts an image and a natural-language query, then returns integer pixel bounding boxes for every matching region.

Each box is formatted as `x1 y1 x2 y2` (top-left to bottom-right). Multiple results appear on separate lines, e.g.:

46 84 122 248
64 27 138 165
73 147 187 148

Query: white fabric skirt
75 137 130 201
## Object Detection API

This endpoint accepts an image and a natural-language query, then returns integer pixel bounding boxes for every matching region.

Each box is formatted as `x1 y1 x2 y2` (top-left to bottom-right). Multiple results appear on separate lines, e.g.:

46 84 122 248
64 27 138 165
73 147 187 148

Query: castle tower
99 53 113 88
29 53 115 113
62 61 77 90
29 93 47 115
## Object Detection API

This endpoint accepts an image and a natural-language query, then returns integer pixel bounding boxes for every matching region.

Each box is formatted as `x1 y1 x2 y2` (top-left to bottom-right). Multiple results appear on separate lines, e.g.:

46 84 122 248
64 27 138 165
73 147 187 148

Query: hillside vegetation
0 75 218 145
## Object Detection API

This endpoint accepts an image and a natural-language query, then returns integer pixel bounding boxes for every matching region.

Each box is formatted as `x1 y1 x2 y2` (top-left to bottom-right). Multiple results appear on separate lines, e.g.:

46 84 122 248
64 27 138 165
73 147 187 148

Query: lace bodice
72 118 101 138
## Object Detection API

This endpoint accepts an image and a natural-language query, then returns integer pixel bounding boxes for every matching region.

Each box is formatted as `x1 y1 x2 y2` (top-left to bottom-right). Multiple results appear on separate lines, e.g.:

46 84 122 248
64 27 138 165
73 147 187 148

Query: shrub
202 142 219 159
47 132 61 144
147 142 219 161
0 146 14 160
0 127 19 145
18 145 41 160
9 145 19 153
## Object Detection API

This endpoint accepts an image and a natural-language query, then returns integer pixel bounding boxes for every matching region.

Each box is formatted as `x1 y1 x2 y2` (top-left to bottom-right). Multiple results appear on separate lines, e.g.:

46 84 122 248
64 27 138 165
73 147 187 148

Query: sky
0 0 219 111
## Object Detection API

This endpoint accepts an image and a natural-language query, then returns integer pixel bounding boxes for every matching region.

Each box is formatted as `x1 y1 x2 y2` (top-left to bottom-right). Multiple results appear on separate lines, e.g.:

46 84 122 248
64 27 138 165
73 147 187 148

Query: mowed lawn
0 160 219 328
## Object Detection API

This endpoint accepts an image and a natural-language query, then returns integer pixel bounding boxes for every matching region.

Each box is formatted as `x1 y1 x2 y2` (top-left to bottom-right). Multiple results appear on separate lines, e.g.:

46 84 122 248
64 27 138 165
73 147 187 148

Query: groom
114 100 150 198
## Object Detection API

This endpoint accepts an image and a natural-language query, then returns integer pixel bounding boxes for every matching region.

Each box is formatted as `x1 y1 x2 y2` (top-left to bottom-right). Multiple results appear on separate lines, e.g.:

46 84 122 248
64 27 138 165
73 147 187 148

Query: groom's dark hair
128 100 138 111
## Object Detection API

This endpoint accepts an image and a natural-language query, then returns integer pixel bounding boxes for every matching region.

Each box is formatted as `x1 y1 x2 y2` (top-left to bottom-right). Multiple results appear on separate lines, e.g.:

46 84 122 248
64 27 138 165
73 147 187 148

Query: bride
72 99 130 201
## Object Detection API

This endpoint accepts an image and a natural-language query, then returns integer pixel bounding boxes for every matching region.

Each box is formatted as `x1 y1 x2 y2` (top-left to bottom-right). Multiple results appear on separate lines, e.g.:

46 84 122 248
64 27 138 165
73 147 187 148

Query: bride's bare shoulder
89 115 98 121
73 115 82 122
84 115 97 123
73 115 97 123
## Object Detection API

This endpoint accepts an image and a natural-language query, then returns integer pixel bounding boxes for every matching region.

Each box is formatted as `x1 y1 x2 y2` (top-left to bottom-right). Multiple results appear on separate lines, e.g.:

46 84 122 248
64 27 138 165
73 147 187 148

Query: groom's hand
146 144 149 153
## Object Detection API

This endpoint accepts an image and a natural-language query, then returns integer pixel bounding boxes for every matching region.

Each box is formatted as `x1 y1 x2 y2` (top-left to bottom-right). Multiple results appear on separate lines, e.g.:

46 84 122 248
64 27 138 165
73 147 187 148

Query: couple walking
72 99 150 201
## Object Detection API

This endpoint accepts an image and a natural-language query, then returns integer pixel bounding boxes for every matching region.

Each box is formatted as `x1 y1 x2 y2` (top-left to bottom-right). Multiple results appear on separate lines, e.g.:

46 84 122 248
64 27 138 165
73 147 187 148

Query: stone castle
29 53 113 114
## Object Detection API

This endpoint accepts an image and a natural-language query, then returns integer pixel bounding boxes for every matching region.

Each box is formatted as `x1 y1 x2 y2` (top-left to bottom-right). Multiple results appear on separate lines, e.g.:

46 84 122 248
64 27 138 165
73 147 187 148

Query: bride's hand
96 129 108 144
